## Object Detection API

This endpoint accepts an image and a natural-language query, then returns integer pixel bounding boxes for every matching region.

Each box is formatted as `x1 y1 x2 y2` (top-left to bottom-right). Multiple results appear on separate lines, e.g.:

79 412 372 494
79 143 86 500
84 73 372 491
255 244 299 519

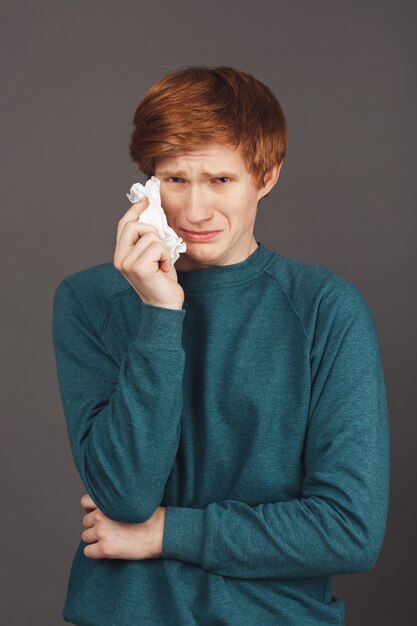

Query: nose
183 185 214 224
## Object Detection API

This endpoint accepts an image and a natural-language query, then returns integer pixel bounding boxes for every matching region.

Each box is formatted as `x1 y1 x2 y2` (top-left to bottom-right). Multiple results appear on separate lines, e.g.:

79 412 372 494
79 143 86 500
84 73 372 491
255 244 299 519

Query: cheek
160 196 183 229
234 193 257 218
160 191 178 213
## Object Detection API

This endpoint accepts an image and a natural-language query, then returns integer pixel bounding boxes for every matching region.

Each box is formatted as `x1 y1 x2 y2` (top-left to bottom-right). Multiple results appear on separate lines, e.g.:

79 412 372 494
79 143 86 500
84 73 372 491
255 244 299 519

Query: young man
52 66 390 626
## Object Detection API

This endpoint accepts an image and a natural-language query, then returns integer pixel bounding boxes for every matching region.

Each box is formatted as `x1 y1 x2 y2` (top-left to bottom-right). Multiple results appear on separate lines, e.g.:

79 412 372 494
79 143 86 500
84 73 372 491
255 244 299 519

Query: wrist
141 299 184 310
152 507 166 558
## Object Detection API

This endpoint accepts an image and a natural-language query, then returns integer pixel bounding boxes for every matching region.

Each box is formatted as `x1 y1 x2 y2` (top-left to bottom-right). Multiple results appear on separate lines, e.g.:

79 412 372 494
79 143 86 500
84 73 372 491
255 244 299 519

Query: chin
178 246 223 268
190 245 224 260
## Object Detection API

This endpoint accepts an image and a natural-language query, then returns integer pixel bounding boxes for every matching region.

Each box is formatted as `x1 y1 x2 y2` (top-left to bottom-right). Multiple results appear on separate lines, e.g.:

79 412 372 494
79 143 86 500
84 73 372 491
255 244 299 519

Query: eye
167 176 185 183
214 177 231 184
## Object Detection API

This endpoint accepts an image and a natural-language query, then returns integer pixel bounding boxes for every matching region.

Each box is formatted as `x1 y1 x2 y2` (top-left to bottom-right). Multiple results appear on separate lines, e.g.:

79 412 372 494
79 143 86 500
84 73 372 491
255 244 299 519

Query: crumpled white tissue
126 176 186 264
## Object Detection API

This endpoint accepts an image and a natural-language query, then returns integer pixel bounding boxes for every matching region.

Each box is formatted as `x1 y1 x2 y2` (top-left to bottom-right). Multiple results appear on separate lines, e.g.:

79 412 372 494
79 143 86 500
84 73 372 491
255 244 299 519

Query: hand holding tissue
126 176 186 265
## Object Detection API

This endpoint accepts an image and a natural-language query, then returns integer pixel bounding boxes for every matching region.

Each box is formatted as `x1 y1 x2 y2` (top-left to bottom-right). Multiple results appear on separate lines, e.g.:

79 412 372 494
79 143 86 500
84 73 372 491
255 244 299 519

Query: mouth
181 229 223 242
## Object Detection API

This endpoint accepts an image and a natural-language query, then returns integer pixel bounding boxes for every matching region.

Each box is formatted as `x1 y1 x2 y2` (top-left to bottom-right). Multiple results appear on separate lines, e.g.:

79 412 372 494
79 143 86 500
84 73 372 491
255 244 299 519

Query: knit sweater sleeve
161 281 390 578
52 278 186 524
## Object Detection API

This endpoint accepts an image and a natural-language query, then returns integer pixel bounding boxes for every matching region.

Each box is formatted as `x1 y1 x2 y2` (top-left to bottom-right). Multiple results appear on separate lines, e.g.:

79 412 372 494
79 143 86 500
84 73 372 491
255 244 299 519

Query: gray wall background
1 1 415 624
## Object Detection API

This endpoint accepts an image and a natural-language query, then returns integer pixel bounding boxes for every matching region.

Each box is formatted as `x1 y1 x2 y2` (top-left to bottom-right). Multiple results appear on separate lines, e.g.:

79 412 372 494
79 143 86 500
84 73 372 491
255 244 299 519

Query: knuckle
100 540 113 557
120 259 132 273
96 526 105 540
143 234 162 247
137 222 157 234
137 227 154 239
124 220 137 231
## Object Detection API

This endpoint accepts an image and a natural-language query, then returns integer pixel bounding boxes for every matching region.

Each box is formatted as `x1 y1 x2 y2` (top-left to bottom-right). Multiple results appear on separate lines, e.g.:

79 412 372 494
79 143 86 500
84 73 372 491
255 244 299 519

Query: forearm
162 287 390 579
161 484 389 579
80 338 184 523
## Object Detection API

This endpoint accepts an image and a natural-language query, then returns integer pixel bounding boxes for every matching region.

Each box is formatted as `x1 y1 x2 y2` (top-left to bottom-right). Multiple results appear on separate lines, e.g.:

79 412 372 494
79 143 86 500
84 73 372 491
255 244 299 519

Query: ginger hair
128 65 288 190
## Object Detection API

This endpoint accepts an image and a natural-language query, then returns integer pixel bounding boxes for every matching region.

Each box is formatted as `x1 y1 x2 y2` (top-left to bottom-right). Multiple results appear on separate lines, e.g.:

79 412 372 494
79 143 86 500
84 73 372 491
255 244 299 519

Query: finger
121 235 171 276
82 510 97 528
83 542 102 559
114 222 161 271
81 526 98 544
116 197 149 250
115 228 166 273
83 507 104 528
80 494 97 511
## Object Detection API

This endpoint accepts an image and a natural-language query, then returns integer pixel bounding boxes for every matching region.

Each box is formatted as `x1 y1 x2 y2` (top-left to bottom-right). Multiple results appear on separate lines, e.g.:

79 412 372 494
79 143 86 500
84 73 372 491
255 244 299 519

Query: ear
257 161 283 201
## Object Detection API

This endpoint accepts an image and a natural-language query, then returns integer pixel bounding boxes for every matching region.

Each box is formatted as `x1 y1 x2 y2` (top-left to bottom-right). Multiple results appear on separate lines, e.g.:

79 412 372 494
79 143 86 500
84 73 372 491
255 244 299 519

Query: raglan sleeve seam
265 270 312 350
57 277 112 348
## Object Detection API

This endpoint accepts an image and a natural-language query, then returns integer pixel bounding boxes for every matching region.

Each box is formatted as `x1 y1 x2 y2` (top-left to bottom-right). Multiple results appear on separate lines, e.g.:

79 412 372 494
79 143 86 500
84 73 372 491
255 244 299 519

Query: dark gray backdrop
1 1 415 624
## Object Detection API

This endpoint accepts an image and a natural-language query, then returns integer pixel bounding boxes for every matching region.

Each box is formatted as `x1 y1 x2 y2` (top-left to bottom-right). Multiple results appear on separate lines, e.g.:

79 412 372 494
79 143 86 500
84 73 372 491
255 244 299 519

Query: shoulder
264 249 374 346
52 262 132 330
54 261 130 300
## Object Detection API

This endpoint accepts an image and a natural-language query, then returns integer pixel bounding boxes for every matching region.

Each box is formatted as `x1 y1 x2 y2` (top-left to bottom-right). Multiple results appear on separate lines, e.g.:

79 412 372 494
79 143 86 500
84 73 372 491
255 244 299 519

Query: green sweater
52 242 389 626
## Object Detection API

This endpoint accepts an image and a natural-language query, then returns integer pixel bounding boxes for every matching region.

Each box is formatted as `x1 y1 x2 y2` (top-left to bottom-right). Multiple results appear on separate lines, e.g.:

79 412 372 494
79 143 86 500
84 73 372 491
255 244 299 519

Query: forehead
155 141 251 174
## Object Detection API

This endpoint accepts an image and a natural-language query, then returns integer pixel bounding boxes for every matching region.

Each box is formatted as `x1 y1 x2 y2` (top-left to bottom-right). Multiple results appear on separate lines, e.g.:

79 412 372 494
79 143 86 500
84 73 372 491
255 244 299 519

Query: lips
181 229 222 242
182 230 221 234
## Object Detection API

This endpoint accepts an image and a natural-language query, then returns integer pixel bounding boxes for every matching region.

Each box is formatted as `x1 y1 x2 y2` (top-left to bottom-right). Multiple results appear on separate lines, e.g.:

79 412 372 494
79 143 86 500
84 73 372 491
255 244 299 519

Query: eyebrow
156 170 240 179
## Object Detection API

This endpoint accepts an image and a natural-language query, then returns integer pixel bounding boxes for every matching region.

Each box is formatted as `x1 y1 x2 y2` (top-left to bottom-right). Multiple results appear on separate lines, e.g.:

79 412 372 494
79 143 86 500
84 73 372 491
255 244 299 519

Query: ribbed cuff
161 506 206 566
136 302 185 350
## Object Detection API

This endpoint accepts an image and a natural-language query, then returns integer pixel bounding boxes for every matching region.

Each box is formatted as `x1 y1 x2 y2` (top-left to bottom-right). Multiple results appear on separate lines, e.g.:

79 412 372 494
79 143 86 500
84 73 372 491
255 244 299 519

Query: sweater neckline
175 242 274 290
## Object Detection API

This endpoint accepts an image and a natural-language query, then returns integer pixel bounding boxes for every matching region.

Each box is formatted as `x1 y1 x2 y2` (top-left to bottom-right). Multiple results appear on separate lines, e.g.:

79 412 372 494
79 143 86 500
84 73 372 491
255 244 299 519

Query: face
153 142 282 271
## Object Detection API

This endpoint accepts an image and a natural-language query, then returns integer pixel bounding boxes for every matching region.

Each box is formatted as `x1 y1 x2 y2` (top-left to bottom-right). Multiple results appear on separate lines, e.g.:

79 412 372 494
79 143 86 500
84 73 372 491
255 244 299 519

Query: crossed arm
54 278 389 575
